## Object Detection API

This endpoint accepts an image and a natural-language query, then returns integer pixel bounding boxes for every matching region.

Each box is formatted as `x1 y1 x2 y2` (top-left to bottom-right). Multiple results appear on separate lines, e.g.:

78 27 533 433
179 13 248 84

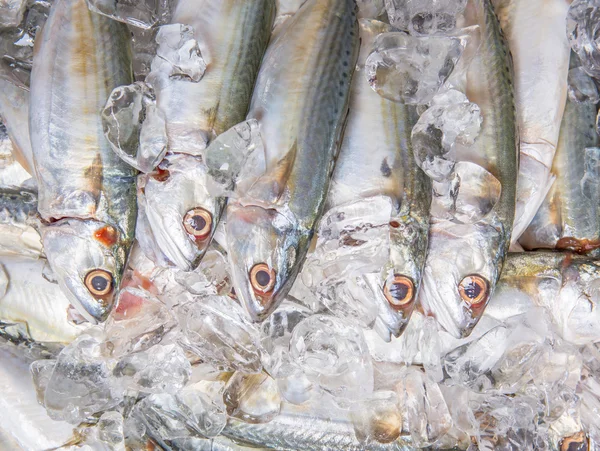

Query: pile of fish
1 0 600 449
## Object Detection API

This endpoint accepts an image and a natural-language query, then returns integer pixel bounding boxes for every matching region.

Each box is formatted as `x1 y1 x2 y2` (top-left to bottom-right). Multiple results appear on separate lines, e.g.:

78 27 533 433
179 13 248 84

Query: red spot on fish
94 226 118 247
557 237 600 254
113 270 159 320
151 167 170 182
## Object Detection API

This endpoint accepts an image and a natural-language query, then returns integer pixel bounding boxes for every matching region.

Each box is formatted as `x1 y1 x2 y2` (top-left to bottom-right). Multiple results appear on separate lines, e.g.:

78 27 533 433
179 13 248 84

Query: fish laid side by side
139 0 275 271
492 0 571 244
29 0 137 323
226 0 361 322
418 0 518 338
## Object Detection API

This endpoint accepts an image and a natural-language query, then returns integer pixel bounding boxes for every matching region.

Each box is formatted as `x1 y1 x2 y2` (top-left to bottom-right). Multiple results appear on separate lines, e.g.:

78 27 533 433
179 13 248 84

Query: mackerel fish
225 0 360 321
29 0 137 323
138 0 275 271
0 187 42 258
418 0 518 338
302 18 431 338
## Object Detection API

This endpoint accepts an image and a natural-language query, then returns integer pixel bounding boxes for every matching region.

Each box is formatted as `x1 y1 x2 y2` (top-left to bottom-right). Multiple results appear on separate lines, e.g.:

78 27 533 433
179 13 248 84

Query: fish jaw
226 203 304 322
41 218 128 324
139 154 223 271
419 220 505 338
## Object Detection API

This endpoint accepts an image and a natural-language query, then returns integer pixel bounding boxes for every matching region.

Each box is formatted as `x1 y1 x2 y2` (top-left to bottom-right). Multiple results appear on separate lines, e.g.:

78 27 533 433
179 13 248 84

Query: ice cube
177 295 264 373
102 81 168 172
43 335 123 424
179 381 227 438
149 23 206 84
411 90 482 181
130 26 157 81
173 244 231 297
113 343 191 394
289 315 374 401
365 31 470 104
357 0 386 19
223 371 281 424
395 366 452 447
567 0 600 78
385 0 468 35
85 0 171 29
351 391 403 444
568 66 600 104
29 359 56 406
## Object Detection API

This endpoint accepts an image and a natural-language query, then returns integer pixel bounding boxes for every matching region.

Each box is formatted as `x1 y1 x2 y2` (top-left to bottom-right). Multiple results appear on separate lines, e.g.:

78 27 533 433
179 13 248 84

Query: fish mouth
226 203 301 322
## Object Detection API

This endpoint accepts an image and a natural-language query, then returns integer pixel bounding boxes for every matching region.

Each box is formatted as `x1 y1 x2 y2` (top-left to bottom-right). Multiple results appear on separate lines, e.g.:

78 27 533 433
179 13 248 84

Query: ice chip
365 31 469 104
357 0 386 19
130 26 157 81
113 343 191 394
179 381 227 438
396 366 452 447
98 411 125 449
223 371 281 424
412 92 482 181
85 0 170 29
102 81 168 172
173 244 231 297
177 295 264 372
452 161 501 223
568 66 600 104
385 0 468 35
44 335 123 424
30 359 56 407
290 315 374 401
567 0 600 78
351 391 403 444
152 23 206 83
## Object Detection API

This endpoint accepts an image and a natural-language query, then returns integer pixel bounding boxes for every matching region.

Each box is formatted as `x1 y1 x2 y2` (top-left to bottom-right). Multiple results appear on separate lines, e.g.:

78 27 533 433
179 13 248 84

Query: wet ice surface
385 0 468 35
567 0 600 79
85 0 171 29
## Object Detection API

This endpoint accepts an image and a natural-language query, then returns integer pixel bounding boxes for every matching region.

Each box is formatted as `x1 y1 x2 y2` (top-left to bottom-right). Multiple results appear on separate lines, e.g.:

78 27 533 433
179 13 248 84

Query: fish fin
246 141 297 204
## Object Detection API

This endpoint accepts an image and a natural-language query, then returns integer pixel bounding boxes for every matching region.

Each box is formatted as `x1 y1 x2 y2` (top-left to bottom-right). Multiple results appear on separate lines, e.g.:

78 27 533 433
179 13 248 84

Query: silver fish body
520 74 600 253
310 19 431 337
226 0 360 321
140 0 275 271
0 78 34 175
492 0 571 243
418 0 518 338
495 251 600 345
0 187 42 258
29 0 137 323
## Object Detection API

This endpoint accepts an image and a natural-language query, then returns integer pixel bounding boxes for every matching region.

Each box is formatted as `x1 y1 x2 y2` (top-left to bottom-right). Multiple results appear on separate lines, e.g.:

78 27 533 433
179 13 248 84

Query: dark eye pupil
188 215 207 231
390 283 409 300
91 275 109 292
464 282 481 299
255 270 271 287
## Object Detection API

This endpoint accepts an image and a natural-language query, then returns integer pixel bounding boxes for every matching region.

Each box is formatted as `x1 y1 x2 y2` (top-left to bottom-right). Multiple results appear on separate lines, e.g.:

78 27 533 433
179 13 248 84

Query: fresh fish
139 0 275 271
225 0 360 322
0 187 42 258
418 0 518 338
222 404 413 451
0 256 88 344
0 78 34 175
304 19 431 337
494 251 600 345
0 121 32 188
520 72 600 253
29 0 137 323
492 0 571 244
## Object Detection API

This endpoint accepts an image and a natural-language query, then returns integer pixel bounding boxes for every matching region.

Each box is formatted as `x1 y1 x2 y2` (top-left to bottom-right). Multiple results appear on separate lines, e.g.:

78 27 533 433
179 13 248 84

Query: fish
138 0 275 271
225 0 360 322
491 0 571 244
303 18 431 337
0 187 42 258
494 251 600 346
0 120 33 188
29 0 137 323
0 256 89 345
520 63 600 253
418 0 518 338
0 78 34 175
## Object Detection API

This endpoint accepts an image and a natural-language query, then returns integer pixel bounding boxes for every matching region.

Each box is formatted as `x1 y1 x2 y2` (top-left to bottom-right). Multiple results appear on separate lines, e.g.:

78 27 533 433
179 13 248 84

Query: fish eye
183 207 213 240
249 263 276 295
560 432 588 451
84 269 114 298
383 274 414 307
458 275 489 305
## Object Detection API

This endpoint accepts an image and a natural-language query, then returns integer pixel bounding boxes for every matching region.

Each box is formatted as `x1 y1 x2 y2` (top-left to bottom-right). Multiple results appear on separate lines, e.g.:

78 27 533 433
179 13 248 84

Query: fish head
226 203 302 322
139 154 223 271
419 221 504 338
41 218 128 324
